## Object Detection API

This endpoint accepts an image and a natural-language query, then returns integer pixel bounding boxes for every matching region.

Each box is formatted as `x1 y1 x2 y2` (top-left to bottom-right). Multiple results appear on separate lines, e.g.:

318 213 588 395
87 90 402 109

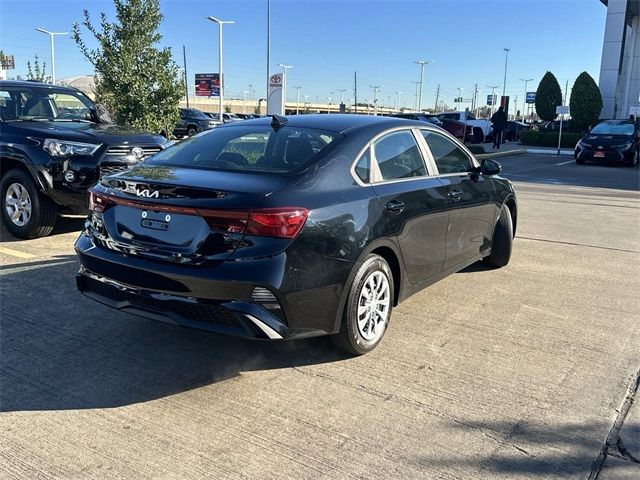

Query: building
598 0 640 118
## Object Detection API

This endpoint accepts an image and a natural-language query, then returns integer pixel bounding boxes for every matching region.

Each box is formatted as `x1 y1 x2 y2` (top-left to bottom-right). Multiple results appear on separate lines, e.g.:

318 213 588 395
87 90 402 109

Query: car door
361 128 449 284
420 129 496 270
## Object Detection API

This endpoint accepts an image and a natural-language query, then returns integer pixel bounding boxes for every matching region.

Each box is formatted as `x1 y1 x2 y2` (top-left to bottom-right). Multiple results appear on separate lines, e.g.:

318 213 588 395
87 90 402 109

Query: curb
476 147 574 160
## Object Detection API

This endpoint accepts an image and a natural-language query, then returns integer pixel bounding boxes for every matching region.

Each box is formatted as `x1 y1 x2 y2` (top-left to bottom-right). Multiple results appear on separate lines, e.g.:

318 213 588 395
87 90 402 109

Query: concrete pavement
1 155 639 479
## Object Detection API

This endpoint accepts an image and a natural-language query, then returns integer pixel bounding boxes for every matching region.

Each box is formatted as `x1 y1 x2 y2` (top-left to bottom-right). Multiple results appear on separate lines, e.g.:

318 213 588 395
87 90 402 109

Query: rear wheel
333 254 394 355
1 169 57 239
483 204 513 268
186 126 197 137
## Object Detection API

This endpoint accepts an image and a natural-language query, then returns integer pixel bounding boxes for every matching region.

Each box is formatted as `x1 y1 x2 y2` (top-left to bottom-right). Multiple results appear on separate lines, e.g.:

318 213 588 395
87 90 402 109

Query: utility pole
413 60 432 112
370 85 381 115
293 85 302 114
486 84 500 119
434 84 440 112
266 0 270 109
354 71 358 114
182 45 189 108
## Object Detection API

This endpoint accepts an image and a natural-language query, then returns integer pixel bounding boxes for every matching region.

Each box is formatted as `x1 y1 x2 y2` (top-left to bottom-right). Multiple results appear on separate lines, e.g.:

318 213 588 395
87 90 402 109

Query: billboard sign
267 73 284 115
195 73 220 97
526 91 536 104
486 94 497 106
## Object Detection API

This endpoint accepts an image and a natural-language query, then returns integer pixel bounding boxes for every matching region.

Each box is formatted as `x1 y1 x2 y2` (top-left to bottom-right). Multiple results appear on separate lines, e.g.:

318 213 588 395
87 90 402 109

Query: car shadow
0 257 350 413
0 216 85 242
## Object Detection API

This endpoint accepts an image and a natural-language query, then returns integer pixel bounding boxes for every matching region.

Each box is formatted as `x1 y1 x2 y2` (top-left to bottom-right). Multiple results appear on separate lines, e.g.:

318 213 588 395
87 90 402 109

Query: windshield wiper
53 118 95 123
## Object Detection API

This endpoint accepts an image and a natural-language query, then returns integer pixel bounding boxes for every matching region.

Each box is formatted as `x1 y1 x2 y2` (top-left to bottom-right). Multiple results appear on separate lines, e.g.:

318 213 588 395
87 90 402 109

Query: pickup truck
439 111 492 143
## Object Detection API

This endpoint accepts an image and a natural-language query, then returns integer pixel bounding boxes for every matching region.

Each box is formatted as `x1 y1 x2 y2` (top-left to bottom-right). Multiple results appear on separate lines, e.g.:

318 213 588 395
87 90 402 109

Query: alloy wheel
356 271 390 342
5 182 32 227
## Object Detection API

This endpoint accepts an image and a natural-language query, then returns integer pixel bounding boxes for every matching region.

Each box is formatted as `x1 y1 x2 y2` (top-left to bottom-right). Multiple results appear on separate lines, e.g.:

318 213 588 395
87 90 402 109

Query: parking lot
1 153 639 479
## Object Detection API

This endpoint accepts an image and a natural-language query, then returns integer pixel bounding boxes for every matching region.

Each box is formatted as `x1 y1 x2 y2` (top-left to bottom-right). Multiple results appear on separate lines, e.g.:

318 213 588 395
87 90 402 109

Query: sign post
555 105 570 155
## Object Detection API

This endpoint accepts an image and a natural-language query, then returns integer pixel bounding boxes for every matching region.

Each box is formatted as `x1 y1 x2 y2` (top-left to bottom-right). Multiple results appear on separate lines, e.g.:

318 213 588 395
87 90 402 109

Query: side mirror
481 158 502 175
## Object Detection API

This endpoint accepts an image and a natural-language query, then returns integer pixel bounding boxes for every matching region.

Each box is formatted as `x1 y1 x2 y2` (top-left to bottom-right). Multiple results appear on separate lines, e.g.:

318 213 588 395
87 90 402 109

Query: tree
569 72 603 129
535 71 563 121
26 55 48 82
72 0 182 135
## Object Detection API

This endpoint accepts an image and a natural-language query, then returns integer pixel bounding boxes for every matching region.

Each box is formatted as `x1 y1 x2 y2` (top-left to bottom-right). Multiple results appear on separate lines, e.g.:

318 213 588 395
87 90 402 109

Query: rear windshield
145 125 339 173
590 122 634 136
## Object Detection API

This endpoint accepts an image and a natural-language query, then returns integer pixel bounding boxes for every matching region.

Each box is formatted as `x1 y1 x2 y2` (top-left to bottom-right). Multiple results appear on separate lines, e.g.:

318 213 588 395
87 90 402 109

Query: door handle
384 200 405 214
448 189 463 201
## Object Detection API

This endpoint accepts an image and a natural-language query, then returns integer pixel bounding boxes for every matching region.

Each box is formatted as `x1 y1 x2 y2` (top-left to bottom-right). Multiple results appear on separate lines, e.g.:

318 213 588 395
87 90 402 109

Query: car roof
224 113 424 134
0 80 80 92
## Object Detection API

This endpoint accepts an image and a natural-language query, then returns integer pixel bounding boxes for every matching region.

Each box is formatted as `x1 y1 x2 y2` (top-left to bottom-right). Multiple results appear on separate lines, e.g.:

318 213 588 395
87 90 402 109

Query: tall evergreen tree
72 0 182 135
569 72 603 129
535 71 563 121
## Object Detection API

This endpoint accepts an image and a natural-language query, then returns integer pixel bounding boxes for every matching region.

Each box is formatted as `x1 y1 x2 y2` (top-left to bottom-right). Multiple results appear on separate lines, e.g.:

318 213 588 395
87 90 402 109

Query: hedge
520 130 582 148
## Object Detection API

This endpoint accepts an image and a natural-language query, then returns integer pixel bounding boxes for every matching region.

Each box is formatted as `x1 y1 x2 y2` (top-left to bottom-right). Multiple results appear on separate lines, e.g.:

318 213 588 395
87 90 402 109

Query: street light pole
35 28 68 85
502 48 510 106
293 85 302 114
412 81 420 112
395 91 403 111
413 60 432 113
338 88 347 104
207 16 235 122
242 90 249 113
519 77 533 125
370 85 381 116
457 87 464 111
266 0 270 108
278 63 293 113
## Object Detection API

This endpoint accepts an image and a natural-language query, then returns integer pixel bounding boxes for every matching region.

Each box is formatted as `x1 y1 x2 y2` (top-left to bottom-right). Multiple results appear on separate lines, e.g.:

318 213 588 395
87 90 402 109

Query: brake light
88 189 111 213
246 208 308 239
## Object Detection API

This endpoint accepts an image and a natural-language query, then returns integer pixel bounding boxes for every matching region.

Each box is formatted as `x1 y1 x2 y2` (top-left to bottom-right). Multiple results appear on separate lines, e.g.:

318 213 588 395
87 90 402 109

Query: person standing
491 106 507 149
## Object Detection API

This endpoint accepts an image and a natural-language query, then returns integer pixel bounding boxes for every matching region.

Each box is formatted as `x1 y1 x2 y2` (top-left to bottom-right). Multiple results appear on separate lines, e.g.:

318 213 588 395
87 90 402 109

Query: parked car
575 119 639 166
234 113 254 120
389 112 473 142
75 114 517 355
173 108 221 137
0 80 168 239
205 112 243 123
439 111 491 143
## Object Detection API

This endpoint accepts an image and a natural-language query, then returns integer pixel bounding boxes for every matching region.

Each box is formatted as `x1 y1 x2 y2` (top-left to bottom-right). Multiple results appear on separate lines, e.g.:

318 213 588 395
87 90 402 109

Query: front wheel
483 205 513 268
628 150 639 167
1 169 57 239
333 254 394 355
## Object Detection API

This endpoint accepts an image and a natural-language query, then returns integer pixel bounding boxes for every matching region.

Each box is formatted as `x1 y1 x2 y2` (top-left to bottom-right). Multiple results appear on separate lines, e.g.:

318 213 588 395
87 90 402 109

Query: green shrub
519 130 581 148
520 130 543 145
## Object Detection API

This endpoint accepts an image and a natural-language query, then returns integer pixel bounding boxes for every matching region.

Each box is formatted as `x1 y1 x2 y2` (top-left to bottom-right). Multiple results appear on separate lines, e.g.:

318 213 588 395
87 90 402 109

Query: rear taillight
246 208 308 239
88 189 111 213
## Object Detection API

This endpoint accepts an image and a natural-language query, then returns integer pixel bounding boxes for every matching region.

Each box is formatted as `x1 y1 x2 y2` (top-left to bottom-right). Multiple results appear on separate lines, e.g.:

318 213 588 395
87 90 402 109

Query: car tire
186 126 197 137
333 254 394 355
483 204 513 268
472 127 484 144
1 169 57 239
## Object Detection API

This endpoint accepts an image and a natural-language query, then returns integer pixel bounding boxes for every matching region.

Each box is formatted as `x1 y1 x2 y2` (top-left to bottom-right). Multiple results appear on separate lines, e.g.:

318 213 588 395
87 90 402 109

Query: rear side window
145 126 339 173
373 130 426 181
354 148 371 183
422 130 473 174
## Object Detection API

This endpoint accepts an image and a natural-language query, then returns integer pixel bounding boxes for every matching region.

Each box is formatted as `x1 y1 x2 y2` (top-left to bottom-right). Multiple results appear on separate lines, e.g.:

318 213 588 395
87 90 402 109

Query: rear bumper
74 233 344 340
76 269 288 339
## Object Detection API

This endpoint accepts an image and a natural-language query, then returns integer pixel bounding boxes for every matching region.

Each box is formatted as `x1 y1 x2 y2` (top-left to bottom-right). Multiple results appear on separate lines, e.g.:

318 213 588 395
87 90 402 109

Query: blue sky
0 0 606 110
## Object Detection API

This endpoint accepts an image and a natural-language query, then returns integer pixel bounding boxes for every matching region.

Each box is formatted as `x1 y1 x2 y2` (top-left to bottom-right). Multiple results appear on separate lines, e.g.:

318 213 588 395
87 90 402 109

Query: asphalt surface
1 154 639 479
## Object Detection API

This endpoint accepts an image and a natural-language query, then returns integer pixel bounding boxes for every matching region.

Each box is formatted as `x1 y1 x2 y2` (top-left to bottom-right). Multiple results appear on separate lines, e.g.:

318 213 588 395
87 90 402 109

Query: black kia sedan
75 115 517 354
575 119 639 166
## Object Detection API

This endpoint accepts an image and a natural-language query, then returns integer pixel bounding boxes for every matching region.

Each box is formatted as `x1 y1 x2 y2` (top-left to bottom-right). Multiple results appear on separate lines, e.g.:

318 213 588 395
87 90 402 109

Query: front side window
373 130 426 181
0 87 94 122
422 130 473 174
145 126 339 173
